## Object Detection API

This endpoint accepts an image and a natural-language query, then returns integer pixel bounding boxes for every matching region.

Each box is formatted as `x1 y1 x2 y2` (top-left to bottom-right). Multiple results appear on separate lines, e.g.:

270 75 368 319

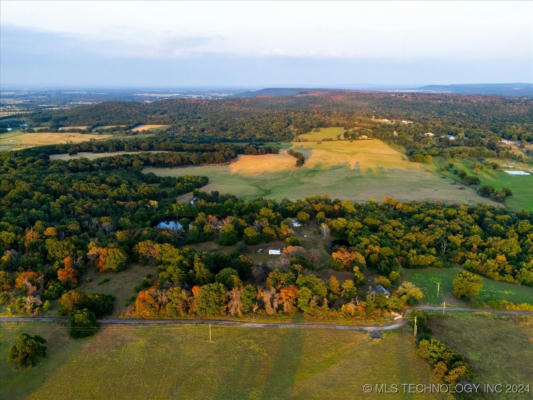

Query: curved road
1 306 532 332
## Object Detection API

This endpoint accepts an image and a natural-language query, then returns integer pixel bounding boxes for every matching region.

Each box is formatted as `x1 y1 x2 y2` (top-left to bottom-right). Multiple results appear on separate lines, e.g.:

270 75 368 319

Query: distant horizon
2 82 532 91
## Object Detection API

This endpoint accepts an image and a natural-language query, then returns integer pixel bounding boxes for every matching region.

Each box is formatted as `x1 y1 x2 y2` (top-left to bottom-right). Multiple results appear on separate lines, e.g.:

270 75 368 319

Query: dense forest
1 148 532 323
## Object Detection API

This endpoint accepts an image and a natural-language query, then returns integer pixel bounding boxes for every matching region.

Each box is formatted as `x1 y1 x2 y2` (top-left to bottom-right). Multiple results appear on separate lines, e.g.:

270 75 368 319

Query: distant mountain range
236 83 533 98
417 83 533 97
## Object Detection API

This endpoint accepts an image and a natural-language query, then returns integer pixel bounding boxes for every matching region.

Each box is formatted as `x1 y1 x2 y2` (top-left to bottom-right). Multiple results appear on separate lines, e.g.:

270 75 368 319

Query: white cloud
1 1 532 60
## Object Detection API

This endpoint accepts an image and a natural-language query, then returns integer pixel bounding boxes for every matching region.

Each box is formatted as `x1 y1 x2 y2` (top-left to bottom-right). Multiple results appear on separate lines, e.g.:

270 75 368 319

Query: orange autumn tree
87 246 127 272
134 288 157 317
24 230 40 248
332 248 356 270
15 271 42 295
332 248 366 270
87 247 108 272
133 240 159 264
279 285 299 314
57 256 77 285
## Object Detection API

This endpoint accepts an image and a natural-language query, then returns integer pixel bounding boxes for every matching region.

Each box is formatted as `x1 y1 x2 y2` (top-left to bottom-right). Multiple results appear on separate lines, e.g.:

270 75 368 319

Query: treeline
130 243 420 320
410 311 473 394
287 149 305 166
440 163 513 202
21 139 279 157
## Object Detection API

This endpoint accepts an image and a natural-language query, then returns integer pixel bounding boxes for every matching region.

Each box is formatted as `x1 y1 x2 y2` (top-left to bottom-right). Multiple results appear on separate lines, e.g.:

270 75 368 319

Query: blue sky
1 1 532 87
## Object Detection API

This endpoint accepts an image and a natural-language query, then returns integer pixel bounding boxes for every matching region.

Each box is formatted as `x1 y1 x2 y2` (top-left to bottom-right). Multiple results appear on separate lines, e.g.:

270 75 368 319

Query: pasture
145 164 493 204
0 131 112 151
0 323 446 400
439 159 533 211
429 314 533 399
297 127 346 141
403 267 533 306
145 128 494 204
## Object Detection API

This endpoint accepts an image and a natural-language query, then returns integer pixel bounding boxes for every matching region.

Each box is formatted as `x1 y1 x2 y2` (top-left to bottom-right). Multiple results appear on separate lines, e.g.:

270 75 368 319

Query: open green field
429 314 533 399
0 130 112 151
145 128 495 204
0 323 447 400
403 267 533 306
145 164 493 204
438 159 533 211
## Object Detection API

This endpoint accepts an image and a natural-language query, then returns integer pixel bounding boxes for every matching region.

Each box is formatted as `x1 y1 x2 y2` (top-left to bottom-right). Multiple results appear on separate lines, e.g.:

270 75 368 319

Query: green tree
69 308 99 338
341 280 357 300
397 281 424 305
243 226 261 245
297 286 313 313
241 284 257 313
215 268 241 289
7 333 47 370
106 248 128 272
196 283 227 316
218 224 238 246
453 271 482 299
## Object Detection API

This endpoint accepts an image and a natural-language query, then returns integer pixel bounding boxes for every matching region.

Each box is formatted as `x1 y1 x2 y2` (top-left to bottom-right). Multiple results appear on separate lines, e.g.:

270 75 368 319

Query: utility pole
413 316 418 337
209 323 213 342
442 301 446 314
437 282 440 298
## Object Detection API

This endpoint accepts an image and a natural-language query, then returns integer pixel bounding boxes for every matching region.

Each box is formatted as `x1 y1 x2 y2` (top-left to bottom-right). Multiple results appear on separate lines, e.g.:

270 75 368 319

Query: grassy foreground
429 314 533 400
0 323 447 400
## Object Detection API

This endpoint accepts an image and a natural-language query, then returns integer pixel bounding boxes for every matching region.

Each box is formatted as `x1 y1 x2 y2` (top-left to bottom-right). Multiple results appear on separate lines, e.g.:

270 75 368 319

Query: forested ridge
26 91 533 145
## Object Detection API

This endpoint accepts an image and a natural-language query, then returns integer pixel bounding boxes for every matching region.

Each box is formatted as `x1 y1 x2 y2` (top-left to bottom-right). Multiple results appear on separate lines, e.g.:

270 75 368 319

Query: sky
1 1 532 88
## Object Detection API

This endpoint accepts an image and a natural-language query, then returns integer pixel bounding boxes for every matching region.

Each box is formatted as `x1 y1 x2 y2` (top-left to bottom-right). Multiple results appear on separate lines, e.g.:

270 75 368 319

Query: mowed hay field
0 131 112 151
295 140 418 170
58 126 89 131
230 150 298 174
130 124 170 132
0 323 447 400
429 314 533 400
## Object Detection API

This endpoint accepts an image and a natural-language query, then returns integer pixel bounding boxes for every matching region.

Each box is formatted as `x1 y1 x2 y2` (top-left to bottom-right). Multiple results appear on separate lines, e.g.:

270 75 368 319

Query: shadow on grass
259 327 306 400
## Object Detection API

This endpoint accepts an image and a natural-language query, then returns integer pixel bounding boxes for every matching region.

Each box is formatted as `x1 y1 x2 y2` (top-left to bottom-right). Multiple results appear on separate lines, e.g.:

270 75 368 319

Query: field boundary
1 307 531 331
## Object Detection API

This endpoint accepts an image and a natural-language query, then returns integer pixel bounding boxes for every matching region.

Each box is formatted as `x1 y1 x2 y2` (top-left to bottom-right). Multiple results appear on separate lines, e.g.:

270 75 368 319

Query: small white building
424 132 434 137
291 218 302 228
268 249 281 255
447 135 457 141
